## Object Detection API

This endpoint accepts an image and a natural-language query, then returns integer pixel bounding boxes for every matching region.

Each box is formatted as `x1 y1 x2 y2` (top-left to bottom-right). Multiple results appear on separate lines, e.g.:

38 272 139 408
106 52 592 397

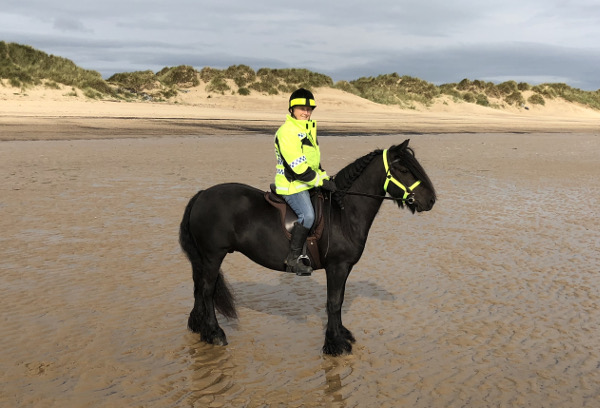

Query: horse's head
384 139 436 213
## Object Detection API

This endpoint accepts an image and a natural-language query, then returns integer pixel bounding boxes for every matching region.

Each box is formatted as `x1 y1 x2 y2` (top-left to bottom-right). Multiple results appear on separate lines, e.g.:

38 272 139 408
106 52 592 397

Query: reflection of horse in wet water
179 139 436 355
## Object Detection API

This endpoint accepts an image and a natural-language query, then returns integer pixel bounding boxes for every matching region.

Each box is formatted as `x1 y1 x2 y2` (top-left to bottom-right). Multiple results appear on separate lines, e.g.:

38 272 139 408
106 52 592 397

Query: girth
264 184 325 270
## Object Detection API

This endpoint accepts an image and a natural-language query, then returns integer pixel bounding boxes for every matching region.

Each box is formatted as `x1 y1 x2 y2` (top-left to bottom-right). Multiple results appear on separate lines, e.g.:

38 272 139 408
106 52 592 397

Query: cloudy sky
2 0 600 90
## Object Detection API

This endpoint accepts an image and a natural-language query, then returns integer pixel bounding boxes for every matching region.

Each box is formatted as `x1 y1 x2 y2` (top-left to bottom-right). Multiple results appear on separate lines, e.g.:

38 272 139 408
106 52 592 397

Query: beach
2 85 600 140
1 89 600 407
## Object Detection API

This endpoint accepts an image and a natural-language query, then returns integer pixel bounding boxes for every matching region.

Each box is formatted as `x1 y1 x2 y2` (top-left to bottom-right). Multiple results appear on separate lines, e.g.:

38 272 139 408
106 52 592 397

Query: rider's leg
283 190 315 276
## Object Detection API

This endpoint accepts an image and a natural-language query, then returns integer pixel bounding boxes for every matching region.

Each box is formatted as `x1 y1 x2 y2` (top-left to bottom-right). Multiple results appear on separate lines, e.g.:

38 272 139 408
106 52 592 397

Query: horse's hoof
210 337 228 346
200 326 228 346
201 333 228 346
322 339 353 356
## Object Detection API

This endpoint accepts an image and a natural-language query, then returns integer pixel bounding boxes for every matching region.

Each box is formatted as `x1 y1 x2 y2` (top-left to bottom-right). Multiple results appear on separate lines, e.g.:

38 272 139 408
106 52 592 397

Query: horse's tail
179 190 237 319
179 190 204 263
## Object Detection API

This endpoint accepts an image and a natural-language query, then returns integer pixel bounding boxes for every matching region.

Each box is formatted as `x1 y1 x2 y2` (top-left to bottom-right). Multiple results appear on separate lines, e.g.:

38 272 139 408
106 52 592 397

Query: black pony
179 139 436 356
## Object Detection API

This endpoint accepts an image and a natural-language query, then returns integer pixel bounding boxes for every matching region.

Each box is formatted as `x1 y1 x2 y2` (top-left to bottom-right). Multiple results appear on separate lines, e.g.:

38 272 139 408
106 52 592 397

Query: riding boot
285 222 313 276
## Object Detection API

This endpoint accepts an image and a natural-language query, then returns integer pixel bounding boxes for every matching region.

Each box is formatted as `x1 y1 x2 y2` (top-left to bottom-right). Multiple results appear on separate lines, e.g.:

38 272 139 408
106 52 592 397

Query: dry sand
1 87 600 407
2 83 600 140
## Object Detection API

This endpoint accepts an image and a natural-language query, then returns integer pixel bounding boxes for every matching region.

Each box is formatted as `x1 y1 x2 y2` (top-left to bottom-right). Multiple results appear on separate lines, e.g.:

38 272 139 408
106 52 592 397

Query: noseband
382 149 421 204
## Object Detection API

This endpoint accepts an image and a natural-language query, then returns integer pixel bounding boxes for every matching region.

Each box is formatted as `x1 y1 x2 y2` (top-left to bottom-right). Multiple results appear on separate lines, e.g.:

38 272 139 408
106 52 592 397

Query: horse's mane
333 149 383 191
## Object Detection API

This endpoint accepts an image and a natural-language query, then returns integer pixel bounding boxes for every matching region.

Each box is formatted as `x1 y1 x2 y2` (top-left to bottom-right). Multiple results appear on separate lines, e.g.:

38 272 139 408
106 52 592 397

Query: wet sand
1 131 600 407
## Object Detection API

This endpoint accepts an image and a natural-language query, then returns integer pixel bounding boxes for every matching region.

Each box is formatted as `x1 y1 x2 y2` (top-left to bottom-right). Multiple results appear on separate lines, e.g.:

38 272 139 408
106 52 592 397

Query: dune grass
2 41 600 110
1 41 113 96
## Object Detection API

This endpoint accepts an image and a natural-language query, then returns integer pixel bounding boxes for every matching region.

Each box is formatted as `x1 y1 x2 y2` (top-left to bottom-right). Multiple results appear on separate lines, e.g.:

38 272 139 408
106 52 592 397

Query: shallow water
1 134 599 407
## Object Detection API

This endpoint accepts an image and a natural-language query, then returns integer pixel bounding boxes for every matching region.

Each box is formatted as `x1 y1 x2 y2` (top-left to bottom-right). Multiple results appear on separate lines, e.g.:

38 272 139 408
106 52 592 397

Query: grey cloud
1 1 599 90
53 17 92 33
328 42 600 90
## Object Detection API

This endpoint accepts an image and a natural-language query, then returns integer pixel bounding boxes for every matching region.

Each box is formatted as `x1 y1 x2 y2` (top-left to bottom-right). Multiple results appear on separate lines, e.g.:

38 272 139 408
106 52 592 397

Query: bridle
336 149 421 204
382 149 421 204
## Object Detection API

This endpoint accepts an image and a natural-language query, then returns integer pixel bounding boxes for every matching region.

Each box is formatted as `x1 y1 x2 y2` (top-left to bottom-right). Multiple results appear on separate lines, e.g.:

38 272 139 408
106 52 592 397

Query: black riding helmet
289 88 316 113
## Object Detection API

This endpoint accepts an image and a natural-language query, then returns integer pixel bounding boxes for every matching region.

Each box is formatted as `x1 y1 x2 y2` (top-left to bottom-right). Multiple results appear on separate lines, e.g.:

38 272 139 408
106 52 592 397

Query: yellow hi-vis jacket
274 115 329 195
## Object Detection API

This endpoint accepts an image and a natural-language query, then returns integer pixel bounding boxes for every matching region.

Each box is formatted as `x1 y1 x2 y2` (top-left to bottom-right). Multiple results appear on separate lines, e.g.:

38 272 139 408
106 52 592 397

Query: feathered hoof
188 310 228 345
203 334 228 346
201 327 228 346
188 311 203 333
322 337 353 356
341 325 356 343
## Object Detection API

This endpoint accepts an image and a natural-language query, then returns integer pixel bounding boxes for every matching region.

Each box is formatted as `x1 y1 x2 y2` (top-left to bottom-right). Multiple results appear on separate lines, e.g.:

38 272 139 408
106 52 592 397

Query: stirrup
286 254 313 276
295 254 312 276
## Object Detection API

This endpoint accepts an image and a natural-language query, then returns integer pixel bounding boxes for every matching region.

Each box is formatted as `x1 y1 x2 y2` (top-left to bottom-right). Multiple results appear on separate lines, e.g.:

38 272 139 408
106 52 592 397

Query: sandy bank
1 85 599 140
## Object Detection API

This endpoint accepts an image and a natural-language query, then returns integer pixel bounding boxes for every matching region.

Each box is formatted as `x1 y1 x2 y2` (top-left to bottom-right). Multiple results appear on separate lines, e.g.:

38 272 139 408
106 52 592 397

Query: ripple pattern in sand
1 134 600 407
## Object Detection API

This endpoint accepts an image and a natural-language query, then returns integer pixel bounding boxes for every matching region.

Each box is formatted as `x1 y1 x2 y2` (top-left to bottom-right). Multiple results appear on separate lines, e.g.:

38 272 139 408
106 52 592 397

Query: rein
340 190 405 201
336 149 421 204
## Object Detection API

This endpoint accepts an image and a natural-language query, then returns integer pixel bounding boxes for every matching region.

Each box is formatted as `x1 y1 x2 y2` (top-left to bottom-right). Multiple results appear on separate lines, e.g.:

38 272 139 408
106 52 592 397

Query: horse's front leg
323 263 356 356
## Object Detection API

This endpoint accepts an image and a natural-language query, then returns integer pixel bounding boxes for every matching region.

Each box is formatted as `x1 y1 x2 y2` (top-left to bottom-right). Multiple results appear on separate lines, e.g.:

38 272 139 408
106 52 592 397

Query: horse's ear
399 139 410 150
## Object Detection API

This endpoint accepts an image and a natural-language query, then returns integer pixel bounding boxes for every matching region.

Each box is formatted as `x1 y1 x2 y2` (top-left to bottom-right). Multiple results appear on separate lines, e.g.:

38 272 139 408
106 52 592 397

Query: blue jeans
283 190 315 229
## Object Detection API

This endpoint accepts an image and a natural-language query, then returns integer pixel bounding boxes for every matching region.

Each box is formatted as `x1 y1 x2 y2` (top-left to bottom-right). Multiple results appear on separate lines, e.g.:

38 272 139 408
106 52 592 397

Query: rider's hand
321 179 337 192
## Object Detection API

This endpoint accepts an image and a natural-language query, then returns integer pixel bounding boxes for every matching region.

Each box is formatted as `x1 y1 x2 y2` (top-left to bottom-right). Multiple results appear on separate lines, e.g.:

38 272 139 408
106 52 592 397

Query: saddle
264 184 325 270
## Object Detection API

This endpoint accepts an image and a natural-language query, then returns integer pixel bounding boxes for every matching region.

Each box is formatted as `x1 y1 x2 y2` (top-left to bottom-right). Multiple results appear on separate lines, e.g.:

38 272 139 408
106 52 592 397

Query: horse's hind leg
188 253 228 346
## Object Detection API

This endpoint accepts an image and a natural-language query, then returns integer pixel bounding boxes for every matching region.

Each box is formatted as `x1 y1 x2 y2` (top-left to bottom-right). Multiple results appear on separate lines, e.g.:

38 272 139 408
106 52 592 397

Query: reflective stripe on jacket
274 115 328 195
